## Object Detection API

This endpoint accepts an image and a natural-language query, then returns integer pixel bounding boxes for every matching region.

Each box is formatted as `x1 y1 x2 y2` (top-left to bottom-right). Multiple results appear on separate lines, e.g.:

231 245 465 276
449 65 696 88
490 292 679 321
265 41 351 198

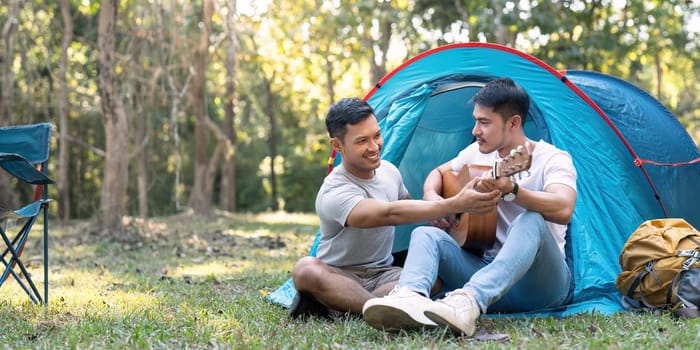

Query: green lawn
1 212 698 349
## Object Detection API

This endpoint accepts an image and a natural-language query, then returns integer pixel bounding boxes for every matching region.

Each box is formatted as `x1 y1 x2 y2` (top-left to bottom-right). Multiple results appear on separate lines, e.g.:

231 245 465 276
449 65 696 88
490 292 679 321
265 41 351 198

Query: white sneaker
362 286 437 331
423 288 480 336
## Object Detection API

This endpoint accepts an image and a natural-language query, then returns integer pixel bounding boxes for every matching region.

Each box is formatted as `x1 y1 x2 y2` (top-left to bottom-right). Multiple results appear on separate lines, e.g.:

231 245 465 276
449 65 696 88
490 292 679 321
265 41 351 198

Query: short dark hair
472 77 530 122
325 97 376 141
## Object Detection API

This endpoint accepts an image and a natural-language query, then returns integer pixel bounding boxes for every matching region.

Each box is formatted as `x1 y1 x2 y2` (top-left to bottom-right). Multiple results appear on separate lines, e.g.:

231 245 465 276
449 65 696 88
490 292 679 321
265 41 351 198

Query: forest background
1 0 698 237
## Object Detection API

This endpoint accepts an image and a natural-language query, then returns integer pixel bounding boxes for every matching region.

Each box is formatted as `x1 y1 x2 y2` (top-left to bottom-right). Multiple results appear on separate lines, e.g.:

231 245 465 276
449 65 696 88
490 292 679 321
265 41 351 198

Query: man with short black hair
290 97 501 321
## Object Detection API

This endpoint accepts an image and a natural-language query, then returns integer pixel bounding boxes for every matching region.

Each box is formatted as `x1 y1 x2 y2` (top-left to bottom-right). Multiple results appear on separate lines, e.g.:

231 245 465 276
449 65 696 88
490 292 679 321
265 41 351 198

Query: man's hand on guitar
476 174 514 196
450 177 500 214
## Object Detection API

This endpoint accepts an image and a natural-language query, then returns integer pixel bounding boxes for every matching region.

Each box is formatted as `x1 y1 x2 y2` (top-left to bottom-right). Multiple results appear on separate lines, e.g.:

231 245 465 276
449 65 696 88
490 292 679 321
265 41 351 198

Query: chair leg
0 256 39 304
0 220 44 304
43 201 49 305
0 222 31 284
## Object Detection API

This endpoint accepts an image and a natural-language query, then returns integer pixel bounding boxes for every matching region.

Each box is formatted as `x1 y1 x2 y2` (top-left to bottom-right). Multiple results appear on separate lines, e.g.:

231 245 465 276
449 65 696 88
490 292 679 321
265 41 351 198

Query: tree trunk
490 0 508 45
219 0 238 212
324 61 336 105
154 0 190 212
264 78 278 211
188 0 213 215
369 1 391 85
134 63 148 218
0 0 19 209
97 0 129 235
58 0 73 221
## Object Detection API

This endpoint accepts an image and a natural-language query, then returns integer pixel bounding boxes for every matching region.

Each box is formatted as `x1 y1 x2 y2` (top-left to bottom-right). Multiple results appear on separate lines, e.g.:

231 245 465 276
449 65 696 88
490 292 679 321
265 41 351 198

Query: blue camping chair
0 123 53 305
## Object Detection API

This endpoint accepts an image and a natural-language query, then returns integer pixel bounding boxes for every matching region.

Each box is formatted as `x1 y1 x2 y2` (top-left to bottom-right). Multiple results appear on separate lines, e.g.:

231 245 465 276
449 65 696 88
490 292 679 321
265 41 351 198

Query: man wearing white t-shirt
363 78 578 336
289 98 501 320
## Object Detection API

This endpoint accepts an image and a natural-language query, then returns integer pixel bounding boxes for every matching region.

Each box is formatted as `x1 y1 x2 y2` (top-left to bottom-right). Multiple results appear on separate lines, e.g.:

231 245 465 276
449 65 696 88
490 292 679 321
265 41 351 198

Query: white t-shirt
315 160 409 268
451 140 577 257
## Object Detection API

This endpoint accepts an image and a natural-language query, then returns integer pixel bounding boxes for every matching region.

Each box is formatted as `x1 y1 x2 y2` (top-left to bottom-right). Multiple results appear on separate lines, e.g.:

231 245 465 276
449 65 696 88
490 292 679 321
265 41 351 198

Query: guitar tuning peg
516 145 524 153
510 149 516 157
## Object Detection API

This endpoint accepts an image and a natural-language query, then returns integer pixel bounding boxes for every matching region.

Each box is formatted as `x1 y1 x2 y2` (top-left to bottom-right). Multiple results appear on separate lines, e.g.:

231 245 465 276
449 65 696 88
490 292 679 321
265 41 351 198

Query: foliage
1 213 699 348
0 0 697 221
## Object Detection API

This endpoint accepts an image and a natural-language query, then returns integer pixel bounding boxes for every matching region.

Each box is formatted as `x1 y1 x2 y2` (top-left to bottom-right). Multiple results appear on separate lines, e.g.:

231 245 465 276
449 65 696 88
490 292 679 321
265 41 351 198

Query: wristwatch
502 182 519 202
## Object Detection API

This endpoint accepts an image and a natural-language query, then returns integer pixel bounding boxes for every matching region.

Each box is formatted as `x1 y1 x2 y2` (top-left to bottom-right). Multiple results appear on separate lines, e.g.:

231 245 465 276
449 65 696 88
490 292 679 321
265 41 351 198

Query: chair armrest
0 153 54 185
0 199 52 220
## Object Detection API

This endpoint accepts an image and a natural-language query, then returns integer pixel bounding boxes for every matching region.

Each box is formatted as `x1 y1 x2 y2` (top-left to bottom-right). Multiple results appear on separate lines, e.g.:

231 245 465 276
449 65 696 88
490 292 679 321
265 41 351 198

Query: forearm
384 198 459 226
513 185 576 224
347 198 456 228
422 169 444 201
423 163 452 201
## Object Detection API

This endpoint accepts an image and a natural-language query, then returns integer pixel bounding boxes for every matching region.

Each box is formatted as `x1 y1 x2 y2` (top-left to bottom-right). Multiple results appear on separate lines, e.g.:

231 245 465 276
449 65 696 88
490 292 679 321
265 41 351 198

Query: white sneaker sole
363 304 436 331
424 310 475 336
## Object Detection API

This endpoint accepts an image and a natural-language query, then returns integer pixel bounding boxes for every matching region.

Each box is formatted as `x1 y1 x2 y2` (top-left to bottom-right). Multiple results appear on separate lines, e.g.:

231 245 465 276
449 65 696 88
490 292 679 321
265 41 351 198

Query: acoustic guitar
441 144 532 250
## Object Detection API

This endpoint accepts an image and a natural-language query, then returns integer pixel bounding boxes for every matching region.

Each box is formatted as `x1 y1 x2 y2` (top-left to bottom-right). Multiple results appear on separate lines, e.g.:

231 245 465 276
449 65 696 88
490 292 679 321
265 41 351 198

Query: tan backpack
616 218 700 318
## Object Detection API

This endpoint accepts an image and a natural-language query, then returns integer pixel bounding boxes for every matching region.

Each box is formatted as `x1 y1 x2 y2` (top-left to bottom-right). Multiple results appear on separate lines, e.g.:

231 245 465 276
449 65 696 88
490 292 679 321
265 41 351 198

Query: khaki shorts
329 265 402 293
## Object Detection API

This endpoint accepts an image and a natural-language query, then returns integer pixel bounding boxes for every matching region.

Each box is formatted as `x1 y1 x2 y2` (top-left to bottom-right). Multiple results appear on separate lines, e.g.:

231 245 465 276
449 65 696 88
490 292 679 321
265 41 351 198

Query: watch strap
502 182 519 201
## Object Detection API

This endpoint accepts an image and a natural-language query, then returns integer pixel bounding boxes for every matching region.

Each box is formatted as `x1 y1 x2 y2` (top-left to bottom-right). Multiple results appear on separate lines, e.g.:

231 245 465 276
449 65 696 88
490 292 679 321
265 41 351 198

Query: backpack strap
668 269 687 306
628 261 658 308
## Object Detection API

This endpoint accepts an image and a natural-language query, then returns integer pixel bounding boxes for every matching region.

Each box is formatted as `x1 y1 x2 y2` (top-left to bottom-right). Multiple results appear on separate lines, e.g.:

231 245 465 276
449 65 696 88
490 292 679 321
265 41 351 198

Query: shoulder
323 164 346 182
377 160 401 176
532 141 577 187
316 167 364 209
534 141 572 161
319 165 352 193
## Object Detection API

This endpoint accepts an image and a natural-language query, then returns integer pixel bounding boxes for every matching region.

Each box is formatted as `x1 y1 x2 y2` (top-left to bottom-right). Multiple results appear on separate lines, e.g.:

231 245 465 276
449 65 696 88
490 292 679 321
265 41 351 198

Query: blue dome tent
269 43 700 316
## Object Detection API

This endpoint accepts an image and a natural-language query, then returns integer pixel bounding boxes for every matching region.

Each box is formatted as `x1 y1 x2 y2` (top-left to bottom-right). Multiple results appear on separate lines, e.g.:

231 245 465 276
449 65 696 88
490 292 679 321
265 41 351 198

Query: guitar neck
493 144 532 179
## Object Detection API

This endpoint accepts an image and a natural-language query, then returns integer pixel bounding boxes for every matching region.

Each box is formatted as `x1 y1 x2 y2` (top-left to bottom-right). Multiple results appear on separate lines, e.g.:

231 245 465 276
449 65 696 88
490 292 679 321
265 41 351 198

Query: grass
1 211 699 349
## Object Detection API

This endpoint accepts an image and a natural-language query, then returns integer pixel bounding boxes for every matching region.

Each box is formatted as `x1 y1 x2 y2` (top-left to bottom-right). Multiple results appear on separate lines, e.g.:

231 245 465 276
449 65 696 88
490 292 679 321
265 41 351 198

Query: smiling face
331 114 383 179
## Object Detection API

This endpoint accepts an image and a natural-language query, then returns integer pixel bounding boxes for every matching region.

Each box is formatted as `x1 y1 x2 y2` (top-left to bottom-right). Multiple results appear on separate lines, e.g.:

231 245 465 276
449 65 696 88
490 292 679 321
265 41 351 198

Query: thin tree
132 40 149 218
57 0 73 221
188 0 214 214
97 0 129 234
154 0 192 212
219 0 238 212
263 76 278 211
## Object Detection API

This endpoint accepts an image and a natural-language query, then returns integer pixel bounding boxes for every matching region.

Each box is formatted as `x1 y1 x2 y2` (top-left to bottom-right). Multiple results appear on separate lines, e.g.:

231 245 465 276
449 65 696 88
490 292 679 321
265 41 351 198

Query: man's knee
292 256 325 291
513 211 545 226
511 211 547 237
409 226 451 252
411 225 445 242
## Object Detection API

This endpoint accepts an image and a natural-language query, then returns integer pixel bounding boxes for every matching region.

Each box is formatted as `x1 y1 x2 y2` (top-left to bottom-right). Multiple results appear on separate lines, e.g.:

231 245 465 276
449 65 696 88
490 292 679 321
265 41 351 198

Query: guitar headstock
493 143 532 179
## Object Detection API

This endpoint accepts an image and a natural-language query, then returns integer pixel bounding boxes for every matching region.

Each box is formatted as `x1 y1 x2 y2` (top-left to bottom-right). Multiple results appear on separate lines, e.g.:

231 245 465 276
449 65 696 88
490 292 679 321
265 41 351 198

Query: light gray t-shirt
315 160 409 268
451 140 577 257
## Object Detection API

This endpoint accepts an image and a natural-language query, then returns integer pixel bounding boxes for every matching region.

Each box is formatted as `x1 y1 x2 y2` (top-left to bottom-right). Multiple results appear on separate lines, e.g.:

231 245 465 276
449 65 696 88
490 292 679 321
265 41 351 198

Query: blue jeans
398 211 571 313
